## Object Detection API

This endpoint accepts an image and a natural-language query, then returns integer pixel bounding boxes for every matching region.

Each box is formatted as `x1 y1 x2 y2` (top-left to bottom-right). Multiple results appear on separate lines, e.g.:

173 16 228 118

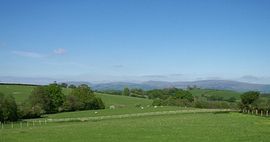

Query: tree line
102 87 270 110
239 91 270 112
115 87 237 108
0 83 105 122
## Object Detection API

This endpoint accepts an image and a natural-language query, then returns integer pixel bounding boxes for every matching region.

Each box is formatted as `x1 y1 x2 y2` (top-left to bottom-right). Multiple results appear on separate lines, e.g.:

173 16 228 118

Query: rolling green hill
0 84 152 108
0 84 73 102
188 88 242 99
1 84 270 142
0 84 36 102
2 113 270 142
0 84 243 104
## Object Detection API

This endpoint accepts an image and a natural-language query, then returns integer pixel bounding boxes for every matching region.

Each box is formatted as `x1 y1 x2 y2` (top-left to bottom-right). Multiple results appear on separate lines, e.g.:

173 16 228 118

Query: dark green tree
0 93 18 122
28 84 65 113
63 95 83 111
68 84 77 89
226 97 236 102
29 86 50 113
174 90 194 102
46 83 65 112
240 91 260 109
122 87 130 96
60 83 68 88
70 84 104 110
241 91 260 105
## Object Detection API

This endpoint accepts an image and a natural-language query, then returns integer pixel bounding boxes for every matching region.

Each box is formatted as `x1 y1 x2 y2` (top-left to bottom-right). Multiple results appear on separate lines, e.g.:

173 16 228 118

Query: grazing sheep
141 106 144 110
94 111 98 114
109 105 116 110
154 106 158 109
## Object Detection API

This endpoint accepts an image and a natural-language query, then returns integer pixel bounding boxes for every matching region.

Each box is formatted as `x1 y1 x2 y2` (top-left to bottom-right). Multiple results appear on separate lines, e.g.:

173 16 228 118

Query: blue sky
0 0 270 83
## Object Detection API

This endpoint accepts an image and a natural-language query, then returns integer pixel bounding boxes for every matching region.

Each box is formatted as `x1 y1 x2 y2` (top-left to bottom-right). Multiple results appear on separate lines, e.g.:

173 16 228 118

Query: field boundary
40 109 237 123
0 109 238 129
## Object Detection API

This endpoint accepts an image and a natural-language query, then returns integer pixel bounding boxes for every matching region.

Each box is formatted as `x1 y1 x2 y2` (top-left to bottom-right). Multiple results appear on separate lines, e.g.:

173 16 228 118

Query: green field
1 84 269 142
188 88 242 99
0 85 36 102
1 112 270 142
0 84 242 103
42 106 190 119
95 93 152 108
41 93 186 120
0 84 75 103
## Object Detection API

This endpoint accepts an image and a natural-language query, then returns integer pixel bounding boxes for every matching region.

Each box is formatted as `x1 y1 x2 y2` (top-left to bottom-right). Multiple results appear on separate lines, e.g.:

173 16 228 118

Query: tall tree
29 86 50 112
241 91 260 105
240 91 260 109
60 83 68 88
68 84 76 89
70 84 104 110
46 83 65 112
0 93 18 122
122 87 130 96
29 84 65 113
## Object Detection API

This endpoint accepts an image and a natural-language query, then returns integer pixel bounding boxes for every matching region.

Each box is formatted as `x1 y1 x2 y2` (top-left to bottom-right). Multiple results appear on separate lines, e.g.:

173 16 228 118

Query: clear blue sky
0 0 270 83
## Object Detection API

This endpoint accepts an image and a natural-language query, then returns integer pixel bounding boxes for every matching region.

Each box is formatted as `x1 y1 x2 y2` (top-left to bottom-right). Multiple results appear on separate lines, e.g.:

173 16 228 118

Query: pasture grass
1 112 270 142
42 106 188 119
188 88 242 99
0 85 35 102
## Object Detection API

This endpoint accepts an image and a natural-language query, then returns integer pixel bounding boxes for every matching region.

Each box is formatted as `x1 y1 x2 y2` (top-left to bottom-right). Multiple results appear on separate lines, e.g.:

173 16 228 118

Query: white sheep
109 105 115 110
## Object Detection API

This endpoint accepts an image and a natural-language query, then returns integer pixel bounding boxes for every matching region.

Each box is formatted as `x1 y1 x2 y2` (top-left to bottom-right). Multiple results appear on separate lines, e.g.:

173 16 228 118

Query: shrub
0 93 18 122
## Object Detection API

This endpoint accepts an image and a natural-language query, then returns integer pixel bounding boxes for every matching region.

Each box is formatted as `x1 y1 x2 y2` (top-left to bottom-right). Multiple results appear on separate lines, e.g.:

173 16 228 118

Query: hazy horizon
1 75 270 85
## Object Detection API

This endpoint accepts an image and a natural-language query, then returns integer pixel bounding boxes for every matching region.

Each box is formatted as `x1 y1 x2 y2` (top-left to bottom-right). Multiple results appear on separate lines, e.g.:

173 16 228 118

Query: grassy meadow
0 84 242 103
1 113 270 142
0 85 36 102
188 88 242 99
1 84 270 142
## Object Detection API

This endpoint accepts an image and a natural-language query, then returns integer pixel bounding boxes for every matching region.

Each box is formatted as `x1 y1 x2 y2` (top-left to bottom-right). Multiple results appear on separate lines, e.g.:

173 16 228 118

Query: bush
152 99 162 106
193 100 235 109
29 84 65 113
68 84 105 110
252 98 270 111
226 97 236 102
19 103 44 119
63 95 84 111
0 93 18 122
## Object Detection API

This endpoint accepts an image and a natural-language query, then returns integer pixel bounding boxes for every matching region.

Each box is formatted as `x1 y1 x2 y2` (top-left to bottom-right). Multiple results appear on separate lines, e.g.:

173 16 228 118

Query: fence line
0 119 49 130
0 109 239 129
40 109 237 123
241 109 270 117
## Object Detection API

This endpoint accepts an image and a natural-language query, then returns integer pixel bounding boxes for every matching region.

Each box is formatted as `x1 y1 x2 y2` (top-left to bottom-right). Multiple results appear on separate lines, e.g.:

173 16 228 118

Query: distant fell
78 80 270 93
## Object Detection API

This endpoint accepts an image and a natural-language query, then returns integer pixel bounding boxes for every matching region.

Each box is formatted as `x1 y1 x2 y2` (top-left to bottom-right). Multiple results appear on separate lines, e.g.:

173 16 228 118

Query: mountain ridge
1 76 270 93
67 80 270 93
